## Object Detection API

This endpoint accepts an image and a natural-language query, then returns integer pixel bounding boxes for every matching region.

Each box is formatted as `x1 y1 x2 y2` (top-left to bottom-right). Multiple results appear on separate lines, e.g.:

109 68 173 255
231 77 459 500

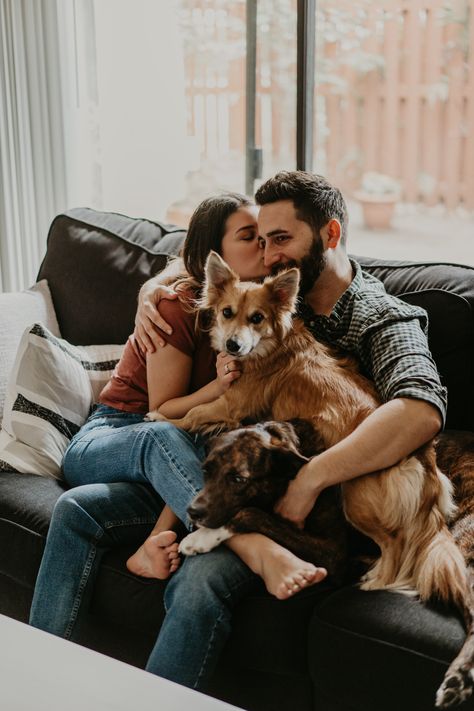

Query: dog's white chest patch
178 526 233 555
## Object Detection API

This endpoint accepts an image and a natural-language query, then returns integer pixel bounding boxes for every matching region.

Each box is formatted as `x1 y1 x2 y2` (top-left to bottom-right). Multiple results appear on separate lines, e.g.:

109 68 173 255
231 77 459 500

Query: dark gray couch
1 207 473 711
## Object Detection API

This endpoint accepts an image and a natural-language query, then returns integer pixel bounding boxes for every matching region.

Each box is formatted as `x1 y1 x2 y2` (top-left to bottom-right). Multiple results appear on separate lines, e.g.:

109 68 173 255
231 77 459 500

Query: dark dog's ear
271 447 309 477
264 268 300 312
262 421 309 471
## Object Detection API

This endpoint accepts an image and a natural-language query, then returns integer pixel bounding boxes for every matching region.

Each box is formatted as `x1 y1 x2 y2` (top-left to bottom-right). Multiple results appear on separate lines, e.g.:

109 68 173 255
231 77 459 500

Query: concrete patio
348 201 474 267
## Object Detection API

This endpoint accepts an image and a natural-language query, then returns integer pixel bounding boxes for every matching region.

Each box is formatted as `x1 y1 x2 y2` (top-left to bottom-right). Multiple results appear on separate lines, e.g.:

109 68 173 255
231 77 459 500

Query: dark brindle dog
180 423 474 709
181 419 353 587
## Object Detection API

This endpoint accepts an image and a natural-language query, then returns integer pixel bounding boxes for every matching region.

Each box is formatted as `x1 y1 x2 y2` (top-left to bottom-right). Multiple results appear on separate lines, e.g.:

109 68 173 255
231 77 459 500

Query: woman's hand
215 352 242 394
135 283 178 352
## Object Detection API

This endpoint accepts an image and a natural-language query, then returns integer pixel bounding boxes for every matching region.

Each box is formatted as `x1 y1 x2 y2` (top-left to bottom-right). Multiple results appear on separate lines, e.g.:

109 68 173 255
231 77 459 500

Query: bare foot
250 542 327 600
126 531 180 579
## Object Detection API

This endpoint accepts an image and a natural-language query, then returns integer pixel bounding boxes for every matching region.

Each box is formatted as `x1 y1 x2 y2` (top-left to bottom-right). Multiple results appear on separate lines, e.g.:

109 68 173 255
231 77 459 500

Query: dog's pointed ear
265 268 300 312
201 251 239 309
205 251 238 291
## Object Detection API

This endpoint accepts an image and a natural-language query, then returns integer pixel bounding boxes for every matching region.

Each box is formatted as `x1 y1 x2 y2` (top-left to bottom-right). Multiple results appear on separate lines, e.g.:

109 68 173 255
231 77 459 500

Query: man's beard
270 236 326 297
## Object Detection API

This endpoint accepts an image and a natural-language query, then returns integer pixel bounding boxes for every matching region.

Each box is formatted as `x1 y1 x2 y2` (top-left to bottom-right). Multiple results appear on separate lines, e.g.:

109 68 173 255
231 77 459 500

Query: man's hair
255 171 348 247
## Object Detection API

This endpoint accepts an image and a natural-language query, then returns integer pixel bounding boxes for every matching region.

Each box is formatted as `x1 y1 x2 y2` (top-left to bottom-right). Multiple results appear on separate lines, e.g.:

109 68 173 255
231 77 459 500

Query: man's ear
204 251 238 291
264 268 300 312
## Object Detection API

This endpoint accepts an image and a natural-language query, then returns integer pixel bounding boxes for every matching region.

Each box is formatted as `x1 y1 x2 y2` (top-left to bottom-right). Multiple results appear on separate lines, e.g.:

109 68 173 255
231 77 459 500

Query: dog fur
181 423 474 709
147 251 471 706
181 419 349 586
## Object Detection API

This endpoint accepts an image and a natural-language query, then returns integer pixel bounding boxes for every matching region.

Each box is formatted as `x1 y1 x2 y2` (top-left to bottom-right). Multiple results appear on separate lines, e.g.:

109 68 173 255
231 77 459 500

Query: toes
310 567 327 583
155 531 177 547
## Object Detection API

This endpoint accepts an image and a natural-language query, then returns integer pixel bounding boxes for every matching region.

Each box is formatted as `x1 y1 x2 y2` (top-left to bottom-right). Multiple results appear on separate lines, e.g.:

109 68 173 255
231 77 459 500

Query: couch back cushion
37 208 186 346
355 256 474 431
36 210 474 432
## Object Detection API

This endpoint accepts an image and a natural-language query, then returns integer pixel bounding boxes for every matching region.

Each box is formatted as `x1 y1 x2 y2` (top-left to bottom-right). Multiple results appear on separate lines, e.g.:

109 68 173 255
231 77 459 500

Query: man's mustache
270 260 299 276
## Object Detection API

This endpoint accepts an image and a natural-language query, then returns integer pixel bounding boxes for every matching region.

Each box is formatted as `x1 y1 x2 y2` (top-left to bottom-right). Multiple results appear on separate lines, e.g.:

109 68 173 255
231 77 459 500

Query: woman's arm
147 346 240 420
135 258 185 352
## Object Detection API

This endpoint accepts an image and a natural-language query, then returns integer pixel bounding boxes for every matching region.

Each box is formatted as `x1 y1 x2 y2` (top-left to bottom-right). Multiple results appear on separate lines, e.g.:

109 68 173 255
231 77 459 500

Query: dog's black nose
226 339 240 354
188 502 207 523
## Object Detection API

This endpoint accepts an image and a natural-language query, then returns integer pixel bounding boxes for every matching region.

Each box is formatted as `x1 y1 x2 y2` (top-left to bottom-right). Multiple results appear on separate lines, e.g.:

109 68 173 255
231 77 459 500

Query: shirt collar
297 258 363 324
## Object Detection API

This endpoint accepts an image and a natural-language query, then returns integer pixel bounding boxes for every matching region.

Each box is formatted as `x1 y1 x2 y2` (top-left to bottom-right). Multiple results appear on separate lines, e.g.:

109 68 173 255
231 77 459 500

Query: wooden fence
180 0 473 208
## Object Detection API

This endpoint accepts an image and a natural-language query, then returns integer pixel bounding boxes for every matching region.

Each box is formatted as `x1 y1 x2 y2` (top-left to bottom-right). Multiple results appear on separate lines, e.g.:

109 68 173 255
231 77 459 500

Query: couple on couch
29 171 446 693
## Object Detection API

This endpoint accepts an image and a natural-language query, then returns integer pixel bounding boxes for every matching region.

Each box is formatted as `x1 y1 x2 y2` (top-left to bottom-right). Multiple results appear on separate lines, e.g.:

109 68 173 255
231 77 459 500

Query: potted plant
354 172 402 229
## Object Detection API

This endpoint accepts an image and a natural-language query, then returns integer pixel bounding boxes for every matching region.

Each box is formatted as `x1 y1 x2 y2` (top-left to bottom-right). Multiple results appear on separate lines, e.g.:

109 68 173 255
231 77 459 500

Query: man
138 171 445 529
133 171 446 690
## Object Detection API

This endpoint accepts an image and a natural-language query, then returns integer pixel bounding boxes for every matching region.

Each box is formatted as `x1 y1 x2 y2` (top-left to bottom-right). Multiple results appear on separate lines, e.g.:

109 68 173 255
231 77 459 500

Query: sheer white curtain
0 0 66 292
0 0 188 292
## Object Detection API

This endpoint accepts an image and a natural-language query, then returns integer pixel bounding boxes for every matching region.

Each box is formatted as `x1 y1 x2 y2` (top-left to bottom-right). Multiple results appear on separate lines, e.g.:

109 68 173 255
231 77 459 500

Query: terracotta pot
354 191 398 229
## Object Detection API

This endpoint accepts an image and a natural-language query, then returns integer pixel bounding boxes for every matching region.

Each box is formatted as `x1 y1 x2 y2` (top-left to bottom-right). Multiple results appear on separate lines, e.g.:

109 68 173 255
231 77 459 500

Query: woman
29 193 327 688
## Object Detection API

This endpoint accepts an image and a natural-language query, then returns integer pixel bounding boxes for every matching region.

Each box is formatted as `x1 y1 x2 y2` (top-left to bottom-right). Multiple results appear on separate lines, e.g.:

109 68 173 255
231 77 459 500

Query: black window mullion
296 0 316 172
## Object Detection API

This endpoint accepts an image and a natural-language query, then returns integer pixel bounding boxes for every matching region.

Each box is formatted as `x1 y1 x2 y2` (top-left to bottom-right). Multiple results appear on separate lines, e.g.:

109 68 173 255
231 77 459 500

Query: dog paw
178 527 233 556
144 410 168 423
436 669 474 708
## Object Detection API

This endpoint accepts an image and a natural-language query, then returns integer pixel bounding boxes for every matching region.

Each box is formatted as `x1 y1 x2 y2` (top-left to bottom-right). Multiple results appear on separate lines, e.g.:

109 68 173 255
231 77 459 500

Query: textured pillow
0 324 123 478
0 280 60 422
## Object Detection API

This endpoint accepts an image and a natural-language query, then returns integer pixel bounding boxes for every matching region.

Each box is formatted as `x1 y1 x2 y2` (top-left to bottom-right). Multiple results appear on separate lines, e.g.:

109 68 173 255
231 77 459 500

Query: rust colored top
98 297 216 414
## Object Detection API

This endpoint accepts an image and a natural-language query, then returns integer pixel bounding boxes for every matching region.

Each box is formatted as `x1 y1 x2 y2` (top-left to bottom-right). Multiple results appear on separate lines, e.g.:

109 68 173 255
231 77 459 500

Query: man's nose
263 245 283 268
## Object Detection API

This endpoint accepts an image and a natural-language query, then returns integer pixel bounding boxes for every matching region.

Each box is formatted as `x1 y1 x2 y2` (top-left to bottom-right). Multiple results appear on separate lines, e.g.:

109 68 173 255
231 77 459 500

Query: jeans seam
194 607 226 689
64 545 97 640
193 573 257 688
103 516 157 530
144 427 202 500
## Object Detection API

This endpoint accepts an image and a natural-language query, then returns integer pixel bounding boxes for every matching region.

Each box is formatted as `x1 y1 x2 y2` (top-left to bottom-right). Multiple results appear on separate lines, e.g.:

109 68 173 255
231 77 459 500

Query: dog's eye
249 312 264 325
222 307 233 319
232 475 247 484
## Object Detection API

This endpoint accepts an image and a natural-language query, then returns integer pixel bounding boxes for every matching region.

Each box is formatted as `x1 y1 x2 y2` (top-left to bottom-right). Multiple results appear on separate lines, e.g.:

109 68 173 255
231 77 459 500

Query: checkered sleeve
359 309 448 426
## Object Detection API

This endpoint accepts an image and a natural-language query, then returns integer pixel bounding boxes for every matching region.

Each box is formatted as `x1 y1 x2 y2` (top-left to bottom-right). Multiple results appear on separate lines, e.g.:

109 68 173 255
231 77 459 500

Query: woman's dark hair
255 171 348 247
182 192 253 283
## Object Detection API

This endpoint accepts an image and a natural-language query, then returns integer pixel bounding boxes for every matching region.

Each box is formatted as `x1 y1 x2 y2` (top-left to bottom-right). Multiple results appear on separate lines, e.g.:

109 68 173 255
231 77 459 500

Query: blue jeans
29 405 260 689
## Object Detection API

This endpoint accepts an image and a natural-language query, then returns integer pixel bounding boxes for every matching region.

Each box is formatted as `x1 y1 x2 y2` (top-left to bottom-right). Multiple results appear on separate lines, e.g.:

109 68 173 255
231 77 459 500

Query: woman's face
219 206 269 281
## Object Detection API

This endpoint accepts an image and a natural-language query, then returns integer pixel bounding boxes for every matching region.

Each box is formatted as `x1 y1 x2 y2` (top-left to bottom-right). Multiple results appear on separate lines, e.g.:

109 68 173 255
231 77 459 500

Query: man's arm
276 307 446 527
275 397 442 526
135 257 185 352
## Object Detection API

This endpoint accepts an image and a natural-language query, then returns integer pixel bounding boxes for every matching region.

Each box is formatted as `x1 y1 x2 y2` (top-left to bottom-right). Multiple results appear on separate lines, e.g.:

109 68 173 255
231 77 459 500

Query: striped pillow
0 324 123 479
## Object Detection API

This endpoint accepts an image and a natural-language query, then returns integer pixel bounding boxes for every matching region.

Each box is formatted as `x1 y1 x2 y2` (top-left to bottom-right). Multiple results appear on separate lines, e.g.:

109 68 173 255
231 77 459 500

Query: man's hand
135 283 178 352
274 459 321 529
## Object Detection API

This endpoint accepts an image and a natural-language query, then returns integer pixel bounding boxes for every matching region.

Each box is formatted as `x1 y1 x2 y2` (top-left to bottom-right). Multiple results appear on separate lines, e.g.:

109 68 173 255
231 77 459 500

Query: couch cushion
355 257 474 431
0 325 123 478
0 280 60 422
37 208 186 345
309 585 473 711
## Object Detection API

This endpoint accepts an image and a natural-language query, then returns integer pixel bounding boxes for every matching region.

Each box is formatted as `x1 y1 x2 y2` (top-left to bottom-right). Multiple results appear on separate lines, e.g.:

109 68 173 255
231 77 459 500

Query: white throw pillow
0 324 124 478
0 280 61 422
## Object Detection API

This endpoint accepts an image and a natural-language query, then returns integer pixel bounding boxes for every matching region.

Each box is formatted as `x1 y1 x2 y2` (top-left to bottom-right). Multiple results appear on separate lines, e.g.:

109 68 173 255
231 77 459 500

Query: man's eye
275 235 289 244
222 307 233 319
249 312 264 324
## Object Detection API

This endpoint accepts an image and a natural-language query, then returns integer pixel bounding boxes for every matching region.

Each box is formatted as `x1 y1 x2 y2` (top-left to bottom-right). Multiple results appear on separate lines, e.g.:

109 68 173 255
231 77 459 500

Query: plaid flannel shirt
297 259 447 426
